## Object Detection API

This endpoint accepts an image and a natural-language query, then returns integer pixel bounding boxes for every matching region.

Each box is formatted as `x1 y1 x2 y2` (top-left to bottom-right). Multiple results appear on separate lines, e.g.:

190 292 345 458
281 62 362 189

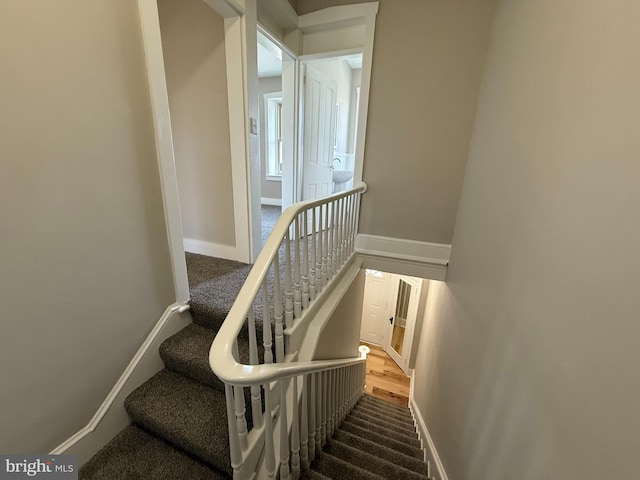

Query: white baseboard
409 370 449 480
355 234 451 281
50 303 192 465
184 238 247 263
261 197 282 206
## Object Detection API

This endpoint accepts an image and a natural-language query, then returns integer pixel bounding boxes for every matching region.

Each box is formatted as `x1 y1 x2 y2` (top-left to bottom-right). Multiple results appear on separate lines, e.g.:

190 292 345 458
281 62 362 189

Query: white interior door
301 63 337 202
383 275 422 374
360 270 390 345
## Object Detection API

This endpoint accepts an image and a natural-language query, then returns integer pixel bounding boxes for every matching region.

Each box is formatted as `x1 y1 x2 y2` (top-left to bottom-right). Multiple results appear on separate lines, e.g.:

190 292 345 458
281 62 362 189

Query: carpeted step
338 423 423 459
311 452 386 480
300 469 332 480
358 395 414 415
160 324 260 389
323 439 427 480
332 429 427 475
79 425 229 479
344 415 421 448
124 369 233 475
355 400 415 424
349 408 417 436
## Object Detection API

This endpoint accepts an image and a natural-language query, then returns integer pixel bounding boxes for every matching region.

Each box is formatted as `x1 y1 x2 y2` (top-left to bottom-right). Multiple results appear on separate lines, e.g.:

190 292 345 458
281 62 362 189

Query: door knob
389 317 394 325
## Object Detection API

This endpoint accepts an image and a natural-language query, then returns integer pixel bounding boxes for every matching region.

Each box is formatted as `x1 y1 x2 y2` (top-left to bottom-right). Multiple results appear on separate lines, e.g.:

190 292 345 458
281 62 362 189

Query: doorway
360 270 425 375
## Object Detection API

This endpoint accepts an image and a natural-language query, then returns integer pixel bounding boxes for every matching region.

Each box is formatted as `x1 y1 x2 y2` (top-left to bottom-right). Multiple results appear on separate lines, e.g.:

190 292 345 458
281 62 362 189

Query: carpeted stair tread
332 429 427 475
79 425 229 480
311 452 386 480
338 423 423 459
323 439 427 480
300 469 332 480
124 369 232 475
360 395 414 415
349 408 417 435
344 415 421 447
354 402 415 425
160 324 257 390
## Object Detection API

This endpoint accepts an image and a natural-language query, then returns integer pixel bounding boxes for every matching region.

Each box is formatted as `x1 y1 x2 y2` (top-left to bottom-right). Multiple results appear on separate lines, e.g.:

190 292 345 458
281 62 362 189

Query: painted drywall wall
413 0 640 478
258 76 283 201
297 0 497 245
0 0 174 453
158 0 235 246
314 269 365 360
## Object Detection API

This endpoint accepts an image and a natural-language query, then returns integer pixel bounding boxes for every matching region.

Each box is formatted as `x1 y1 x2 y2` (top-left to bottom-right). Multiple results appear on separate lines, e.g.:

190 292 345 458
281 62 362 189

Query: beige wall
314 270 365 360
413 0 640 478
258 76 283 201
297 0 497 244
0 1 174 453
158 0 235 246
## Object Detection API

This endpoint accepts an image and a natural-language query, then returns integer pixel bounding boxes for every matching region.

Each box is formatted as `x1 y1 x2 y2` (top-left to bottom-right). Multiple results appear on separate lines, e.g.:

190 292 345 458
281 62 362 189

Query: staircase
303 394 428 480
79 184 430 479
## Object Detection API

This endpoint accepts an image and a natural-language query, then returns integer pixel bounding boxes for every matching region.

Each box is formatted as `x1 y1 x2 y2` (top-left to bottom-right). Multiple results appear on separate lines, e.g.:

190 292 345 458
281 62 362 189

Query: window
264 92 283 179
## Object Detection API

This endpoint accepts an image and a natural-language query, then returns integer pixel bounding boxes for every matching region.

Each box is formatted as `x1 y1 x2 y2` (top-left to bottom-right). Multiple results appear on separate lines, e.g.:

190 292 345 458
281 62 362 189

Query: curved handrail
209 182 366 385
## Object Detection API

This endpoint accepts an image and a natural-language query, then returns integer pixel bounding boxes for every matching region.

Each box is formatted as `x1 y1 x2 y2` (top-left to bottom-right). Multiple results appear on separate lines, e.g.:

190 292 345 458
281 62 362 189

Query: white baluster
280 381 291 480
332 198 339 276
315 372 322 453
225 384 245 480
291 376 301 479
293 216 302 320
264 384 276 479
301 374 310 468
337 197 344 267
301 210 309 310
309 371 317 462
310 207 317 301
247 311 263 430
284 232 294 329
321 370 327 446
262 282 273 364
341 196 348 265
234 384 248 450
322 203 329 286
273 254 285 363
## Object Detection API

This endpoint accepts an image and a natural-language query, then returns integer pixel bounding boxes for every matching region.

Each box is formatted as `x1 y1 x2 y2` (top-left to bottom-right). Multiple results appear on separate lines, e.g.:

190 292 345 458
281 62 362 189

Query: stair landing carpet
80 253 429 479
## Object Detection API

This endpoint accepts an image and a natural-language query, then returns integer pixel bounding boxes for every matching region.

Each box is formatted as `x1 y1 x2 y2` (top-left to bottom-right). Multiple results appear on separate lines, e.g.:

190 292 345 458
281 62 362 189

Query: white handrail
207 183 368 480
209 182 367 383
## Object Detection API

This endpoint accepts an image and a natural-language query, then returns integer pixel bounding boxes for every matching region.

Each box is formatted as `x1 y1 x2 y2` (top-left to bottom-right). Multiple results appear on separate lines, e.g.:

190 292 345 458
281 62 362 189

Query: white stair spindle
279 380 291 480
315 372 322 452
302 210 309 310
309 372 317 462
262 282 273 364
332 198 339 276
284 232 294 329
291 376 301 479
234 384 248 450
264 384 276 479
273 253 285 363
322 203 329 286
225 384 244 480
301 374 310 469
310 207 317 301
321 370 327 446
293 215 302 320
247 311 263 429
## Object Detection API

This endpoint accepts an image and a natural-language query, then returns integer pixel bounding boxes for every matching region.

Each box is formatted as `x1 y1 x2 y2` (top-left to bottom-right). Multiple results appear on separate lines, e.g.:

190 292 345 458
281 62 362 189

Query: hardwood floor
360 342 410 407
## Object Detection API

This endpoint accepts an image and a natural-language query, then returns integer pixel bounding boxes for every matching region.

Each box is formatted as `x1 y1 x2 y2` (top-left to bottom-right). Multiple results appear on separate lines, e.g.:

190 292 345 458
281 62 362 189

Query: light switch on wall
250 117 258 135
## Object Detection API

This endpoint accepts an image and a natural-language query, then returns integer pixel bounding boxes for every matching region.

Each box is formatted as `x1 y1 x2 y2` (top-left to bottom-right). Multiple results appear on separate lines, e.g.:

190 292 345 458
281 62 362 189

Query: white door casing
301 63 337 202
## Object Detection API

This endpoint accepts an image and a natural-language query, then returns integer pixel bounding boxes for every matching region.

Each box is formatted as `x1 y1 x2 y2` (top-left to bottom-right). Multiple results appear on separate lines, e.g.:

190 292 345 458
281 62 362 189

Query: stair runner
80 253 429 479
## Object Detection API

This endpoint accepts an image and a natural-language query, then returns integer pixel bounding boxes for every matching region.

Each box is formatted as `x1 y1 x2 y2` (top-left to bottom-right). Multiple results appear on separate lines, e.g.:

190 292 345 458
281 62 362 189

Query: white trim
201 0 245 17
224 15 253 264
261 197 282 206
137 0 190 303
184 238 247 263
265 175 283 182
297 2 379 31
50 303 191 464
355 234 450 280
410 370 449 480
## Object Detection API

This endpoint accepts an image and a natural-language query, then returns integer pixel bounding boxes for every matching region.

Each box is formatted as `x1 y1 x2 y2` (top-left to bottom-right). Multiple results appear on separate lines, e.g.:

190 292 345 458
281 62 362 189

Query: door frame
383 274 422 374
